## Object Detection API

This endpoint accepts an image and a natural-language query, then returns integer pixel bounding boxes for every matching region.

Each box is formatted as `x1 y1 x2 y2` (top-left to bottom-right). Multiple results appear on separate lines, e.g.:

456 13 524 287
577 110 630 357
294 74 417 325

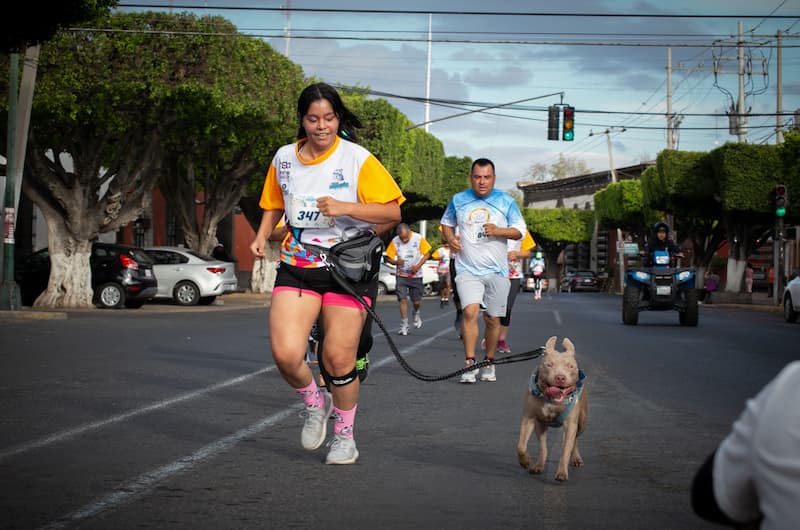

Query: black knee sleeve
327 366 359 387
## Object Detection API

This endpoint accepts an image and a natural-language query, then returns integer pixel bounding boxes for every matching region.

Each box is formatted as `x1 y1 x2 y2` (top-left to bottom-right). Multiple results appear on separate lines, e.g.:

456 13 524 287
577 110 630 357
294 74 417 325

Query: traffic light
547 106 560 141
774 184 787 217
562 106 575 141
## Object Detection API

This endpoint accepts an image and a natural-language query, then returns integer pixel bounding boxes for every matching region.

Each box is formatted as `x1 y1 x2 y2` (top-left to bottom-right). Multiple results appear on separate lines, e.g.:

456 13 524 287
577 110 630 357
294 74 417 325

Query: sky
116 1 800 192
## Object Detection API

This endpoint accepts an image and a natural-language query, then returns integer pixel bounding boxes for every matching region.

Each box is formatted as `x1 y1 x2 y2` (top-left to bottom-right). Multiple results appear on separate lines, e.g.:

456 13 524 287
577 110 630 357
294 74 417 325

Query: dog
516 336 588 481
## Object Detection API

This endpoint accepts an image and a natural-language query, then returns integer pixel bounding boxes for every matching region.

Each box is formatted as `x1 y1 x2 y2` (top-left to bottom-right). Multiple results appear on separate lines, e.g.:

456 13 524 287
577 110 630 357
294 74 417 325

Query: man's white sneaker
300 393 333 450
398 324 409 336
325 435 359 465
413 312 423 329
479 364 497 382
459 359 478 384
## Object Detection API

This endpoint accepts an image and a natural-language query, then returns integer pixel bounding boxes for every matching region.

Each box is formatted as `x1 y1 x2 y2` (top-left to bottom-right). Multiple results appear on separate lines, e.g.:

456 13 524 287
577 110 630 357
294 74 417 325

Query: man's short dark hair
471 158 495 174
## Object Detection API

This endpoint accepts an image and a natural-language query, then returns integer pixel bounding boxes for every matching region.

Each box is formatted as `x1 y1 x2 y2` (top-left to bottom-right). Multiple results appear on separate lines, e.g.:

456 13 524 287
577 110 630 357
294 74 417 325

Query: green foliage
594 180 656 232
777 131 800 221
2 0 117 52
709 142 783 213
523 208 594 244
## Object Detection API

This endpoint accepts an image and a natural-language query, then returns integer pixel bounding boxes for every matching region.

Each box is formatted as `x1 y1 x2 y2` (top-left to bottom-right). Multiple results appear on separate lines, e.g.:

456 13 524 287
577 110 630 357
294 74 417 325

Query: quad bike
622 250 698 326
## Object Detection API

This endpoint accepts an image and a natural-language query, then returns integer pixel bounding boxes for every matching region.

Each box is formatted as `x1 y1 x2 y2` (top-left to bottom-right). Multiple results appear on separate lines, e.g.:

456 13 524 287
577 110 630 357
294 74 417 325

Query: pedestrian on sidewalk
745 263 754 295
441 158 526 384
385 223 433 335
250 82 404 465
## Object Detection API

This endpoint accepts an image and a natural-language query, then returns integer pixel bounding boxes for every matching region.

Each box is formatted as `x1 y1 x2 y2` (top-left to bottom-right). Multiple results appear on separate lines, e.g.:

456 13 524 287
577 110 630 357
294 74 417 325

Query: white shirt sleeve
712 361 800 526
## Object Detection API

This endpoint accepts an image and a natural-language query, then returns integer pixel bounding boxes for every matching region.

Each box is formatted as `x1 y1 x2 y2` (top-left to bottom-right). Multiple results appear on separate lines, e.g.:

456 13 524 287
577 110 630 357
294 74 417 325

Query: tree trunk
250 242 280 293
34 219 93 309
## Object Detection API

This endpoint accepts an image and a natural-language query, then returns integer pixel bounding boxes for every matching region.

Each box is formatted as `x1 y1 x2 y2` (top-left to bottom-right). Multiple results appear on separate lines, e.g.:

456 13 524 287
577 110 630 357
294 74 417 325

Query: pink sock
333 404 357 438
295 380 323 409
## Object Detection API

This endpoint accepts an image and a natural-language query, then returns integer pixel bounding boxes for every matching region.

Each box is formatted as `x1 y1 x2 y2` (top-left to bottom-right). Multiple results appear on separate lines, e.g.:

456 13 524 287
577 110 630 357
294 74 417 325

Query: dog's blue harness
529 369 586 428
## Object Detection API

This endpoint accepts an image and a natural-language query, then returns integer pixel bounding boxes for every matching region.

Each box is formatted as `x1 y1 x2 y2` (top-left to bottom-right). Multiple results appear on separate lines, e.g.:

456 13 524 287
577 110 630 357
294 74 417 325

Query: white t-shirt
713 361 800 528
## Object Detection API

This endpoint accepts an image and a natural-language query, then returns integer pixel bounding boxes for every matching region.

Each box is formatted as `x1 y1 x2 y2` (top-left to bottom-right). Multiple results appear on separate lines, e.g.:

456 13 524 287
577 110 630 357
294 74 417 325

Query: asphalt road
0 292 796 529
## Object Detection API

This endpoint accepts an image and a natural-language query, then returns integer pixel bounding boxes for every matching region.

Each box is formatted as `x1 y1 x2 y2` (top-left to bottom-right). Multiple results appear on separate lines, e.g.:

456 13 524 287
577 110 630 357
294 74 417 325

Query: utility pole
736 20 747 143
420 13 432 240
666 48 674 150
283 0 291 58
776 29 784 144
1 53 22 310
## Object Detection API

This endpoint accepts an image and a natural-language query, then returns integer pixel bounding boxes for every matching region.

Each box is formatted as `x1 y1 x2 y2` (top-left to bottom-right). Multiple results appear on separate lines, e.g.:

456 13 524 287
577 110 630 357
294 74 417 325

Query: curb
1 310 68 321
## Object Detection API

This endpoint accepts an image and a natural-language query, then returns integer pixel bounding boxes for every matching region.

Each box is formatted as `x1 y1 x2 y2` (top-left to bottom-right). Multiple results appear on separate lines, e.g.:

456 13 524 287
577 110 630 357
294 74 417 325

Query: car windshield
575 271 595 277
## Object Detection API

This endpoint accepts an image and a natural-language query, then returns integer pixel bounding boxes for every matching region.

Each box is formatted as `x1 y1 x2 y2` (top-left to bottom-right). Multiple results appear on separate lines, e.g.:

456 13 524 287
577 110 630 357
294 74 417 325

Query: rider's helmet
535 251 543 259
653 221 669 234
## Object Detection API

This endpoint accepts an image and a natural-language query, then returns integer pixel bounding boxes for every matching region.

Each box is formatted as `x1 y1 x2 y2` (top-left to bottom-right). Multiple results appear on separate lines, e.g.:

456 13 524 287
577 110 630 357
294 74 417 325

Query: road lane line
41 327 452 529
0 366 277 462
2 309 455 462
553 310 563 326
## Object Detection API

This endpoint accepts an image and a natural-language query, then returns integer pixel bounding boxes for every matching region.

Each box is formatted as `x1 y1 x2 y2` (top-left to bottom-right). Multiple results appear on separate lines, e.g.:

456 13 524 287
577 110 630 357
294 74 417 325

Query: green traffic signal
562 106 575 141
776 206 786 217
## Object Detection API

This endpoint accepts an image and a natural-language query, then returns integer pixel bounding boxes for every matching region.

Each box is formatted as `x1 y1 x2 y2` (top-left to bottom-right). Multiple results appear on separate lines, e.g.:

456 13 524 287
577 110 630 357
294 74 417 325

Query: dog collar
529 369 586 428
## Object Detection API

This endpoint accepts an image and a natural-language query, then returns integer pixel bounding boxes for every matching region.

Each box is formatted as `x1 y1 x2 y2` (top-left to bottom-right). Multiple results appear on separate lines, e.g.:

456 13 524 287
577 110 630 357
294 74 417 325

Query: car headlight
634 271 650 281
677 271 692 282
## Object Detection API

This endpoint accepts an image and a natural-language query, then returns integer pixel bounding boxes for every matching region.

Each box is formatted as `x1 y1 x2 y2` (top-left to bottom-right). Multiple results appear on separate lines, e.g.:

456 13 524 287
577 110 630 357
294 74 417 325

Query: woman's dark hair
296 82 363 142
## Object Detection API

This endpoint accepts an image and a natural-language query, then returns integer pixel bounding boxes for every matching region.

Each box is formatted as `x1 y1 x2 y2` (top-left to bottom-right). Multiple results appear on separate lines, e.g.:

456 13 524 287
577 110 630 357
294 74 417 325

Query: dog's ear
545 336 558 354
562 337 576 357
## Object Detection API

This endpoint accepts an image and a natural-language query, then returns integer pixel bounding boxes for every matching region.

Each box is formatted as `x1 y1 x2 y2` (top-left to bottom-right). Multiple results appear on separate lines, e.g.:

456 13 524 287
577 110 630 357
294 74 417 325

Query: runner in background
432 242 452 308
385 223 433 335
530 250 546 300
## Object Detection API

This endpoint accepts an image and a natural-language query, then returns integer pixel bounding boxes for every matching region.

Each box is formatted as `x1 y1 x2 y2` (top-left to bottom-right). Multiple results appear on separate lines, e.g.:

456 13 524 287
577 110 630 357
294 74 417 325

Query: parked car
783 274 800 323
15 242 158 309
560 270 601 292
377 257 440 296
143 246 239 306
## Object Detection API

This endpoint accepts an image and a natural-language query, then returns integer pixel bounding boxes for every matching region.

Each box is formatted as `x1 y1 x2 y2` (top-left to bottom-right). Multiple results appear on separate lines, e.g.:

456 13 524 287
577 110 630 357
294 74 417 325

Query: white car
144 246 239 306
377 258 440 296
783 275 800 323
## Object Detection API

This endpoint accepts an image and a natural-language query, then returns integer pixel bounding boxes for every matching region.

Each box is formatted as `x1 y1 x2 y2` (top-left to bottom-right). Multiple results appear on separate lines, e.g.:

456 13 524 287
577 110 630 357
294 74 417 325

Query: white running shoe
398 324 409 336
413 312 423 329
325 435 359 465
300 393 333 450
459 359 478 384
479 364 497 382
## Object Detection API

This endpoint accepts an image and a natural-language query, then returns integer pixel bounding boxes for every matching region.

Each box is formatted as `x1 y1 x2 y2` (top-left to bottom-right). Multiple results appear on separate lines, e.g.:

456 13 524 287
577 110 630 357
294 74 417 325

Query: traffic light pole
0 52 21 310
774 216 784 307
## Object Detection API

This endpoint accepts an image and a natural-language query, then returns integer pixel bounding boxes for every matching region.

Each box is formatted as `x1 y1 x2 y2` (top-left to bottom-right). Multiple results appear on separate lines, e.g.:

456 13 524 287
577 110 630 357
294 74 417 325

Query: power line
118 4 800 19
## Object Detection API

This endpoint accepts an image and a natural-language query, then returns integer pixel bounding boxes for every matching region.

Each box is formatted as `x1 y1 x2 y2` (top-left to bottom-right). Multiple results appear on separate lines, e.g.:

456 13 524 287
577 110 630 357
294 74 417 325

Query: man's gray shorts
396 276 423 302
455 271 510 317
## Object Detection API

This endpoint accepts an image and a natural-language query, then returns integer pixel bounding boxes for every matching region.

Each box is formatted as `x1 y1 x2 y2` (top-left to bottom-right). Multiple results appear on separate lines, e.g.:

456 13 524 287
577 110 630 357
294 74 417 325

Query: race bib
287 195 335 229
467 222 489 243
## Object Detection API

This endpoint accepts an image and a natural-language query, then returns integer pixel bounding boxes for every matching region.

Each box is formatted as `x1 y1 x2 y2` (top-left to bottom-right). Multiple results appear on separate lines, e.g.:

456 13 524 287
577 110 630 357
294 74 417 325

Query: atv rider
640 221 684 267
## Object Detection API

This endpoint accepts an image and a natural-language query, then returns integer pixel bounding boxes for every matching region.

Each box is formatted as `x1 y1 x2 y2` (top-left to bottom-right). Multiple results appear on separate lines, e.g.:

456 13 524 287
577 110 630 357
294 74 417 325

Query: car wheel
124 300 145 309
199 296 216 305
785 294 799 323
97 283 125 309
377 282 387 296
174 281 200 306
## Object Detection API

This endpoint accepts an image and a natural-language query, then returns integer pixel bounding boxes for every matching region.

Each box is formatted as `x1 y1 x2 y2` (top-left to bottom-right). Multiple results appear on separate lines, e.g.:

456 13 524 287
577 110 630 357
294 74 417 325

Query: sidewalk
702 291 782 312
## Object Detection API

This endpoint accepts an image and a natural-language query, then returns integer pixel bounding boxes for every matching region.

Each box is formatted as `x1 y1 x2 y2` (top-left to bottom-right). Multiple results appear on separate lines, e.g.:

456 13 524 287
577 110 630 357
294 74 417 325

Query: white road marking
41 327 452 529
2 308 456 463
553 310 563 326
0 366 277 461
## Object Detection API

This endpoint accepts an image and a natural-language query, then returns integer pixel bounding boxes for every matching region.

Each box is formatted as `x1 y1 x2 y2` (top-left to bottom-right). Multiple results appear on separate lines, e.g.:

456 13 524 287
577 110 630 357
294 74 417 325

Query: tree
594 179 657 235
641 151 724 278
523 208 594 281
709 143 783 292
1 1 117 53
156 15 305 256
522 154 589 183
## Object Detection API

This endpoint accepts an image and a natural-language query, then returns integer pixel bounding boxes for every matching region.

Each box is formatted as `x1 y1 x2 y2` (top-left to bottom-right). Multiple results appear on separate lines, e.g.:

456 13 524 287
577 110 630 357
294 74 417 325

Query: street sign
623 243 640 256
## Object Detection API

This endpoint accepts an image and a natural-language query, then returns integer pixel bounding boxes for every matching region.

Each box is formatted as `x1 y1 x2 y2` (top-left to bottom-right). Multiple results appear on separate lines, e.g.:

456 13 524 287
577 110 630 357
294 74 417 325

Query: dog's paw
529 464 544 475
571 455 584 468
554 470 569 482
517 452 531 469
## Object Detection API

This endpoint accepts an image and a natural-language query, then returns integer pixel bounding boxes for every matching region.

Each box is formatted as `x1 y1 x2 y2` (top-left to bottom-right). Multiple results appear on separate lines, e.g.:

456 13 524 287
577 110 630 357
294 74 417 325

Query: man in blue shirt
440 158 527 383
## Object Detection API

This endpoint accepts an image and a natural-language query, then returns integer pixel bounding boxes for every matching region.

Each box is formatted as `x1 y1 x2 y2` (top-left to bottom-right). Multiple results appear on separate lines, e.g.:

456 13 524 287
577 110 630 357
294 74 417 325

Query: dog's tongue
544 385 574 403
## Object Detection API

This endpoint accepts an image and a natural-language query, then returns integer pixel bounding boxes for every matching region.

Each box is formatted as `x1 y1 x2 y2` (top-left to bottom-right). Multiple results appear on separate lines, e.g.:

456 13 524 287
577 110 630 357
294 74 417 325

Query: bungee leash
318 251 545 382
